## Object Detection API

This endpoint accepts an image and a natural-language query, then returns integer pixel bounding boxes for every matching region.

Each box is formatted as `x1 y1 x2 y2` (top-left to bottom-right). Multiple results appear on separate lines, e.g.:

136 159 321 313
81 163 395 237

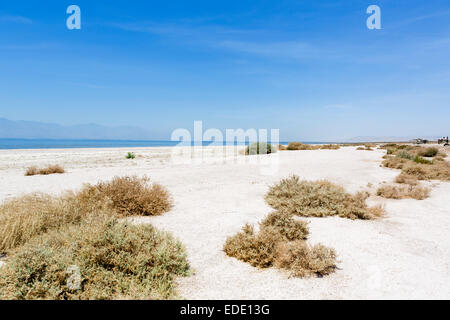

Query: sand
0 145 449 299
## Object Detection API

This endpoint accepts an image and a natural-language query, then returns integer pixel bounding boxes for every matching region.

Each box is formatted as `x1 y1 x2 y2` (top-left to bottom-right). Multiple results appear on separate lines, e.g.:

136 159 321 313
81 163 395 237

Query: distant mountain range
345 136 441 143
0 118 443 142
0 118 157 140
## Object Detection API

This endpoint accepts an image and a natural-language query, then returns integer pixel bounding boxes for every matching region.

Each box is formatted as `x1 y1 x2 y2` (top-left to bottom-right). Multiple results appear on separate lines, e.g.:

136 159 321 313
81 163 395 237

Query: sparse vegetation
265 175 383 220
286 142 339 150
224 224 283 268
25 165 65 176
0 176 188 299
413 155 432 164
278 144 287 151
319 144 340 150
77 176 172 217
402 162 450 181
377 184 430 200
246 142 276 155
0 176 172 253
274 241 337 277
382 147 450 181
395 173 418 185
0 215 190 300
356 145 373 151
0 193 105 253
417 147 439 158
287 142 312 150
260 211 309 241
126 152 136 159
224 210 336 277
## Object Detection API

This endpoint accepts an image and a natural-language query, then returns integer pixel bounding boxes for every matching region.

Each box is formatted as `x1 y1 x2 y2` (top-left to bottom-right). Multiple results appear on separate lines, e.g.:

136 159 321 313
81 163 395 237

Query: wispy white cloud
0 15 33 24
393 10 450 28
108 18 450 66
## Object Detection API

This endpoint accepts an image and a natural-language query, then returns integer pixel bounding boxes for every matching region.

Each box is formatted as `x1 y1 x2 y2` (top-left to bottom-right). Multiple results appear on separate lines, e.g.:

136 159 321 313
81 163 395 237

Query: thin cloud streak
0 15 33 24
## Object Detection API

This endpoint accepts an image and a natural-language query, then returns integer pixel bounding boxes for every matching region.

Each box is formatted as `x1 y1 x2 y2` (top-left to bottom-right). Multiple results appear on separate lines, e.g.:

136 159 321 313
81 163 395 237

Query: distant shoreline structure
0 138 418 150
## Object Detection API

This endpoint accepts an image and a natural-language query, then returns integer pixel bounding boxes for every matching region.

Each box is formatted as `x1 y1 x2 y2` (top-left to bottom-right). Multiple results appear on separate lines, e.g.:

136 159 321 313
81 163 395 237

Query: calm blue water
0 139 325 150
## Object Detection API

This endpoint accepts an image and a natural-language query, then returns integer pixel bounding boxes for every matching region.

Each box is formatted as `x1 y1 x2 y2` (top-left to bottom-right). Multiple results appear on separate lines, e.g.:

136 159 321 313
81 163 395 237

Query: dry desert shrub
394 173 418 185
224 224 283 268
0 176 173 253
376 184 430 200
382 156 408 169
77 176 172 217
381 146 450 181
286 142 339 151
265 176 383 220
274 241 337 277
0 215 190 300
287 142 314 150
417 147 439 157
319 144 340 150
25 165 65 176
357 145 374 151
260 211 309 241
223 211 336 277
402 162 450 181
0 193 108 253
278 144 287 151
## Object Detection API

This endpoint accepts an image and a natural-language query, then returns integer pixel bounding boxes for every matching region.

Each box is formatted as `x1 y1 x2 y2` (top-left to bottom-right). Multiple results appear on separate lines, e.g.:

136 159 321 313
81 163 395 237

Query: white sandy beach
0 146 449 299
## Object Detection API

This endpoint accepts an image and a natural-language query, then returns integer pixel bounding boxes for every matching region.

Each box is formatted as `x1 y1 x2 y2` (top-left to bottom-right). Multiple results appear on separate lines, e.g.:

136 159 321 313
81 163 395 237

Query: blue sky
0 0 450 141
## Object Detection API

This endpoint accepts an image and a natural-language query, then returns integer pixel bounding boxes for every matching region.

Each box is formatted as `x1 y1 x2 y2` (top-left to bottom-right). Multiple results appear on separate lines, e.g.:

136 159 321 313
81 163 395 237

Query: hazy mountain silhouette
0 118 158 140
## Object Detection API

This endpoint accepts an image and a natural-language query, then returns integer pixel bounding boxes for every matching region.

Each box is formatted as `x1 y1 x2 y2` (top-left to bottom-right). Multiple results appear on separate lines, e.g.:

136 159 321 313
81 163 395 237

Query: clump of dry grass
77 176 172 217
0 176 173 253
286 142 339 150
0 215 190 300
381 145 450 181
0 193 108 253
223 211 336 277
25 165 65 176
417 147 439 157
394 173 418 185
224 224 283 268
265 176 383 220
357 145 374 151
274 241 337 277
402 162 450 181
278 144 287 151
287 142 315 150
319 144 340 150
382 156 408 169
376 184 430 200
260 211 309 241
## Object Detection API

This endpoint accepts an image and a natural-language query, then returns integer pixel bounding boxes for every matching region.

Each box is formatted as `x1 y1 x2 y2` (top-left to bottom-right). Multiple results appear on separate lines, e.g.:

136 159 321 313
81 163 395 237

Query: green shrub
126 152 136 159
246 142 276 155
413 156 432 164
396 150 414 160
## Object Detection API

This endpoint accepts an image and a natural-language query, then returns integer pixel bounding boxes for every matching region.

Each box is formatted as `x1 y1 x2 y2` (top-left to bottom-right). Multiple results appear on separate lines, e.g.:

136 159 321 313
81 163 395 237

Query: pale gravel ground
0 146 449 299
